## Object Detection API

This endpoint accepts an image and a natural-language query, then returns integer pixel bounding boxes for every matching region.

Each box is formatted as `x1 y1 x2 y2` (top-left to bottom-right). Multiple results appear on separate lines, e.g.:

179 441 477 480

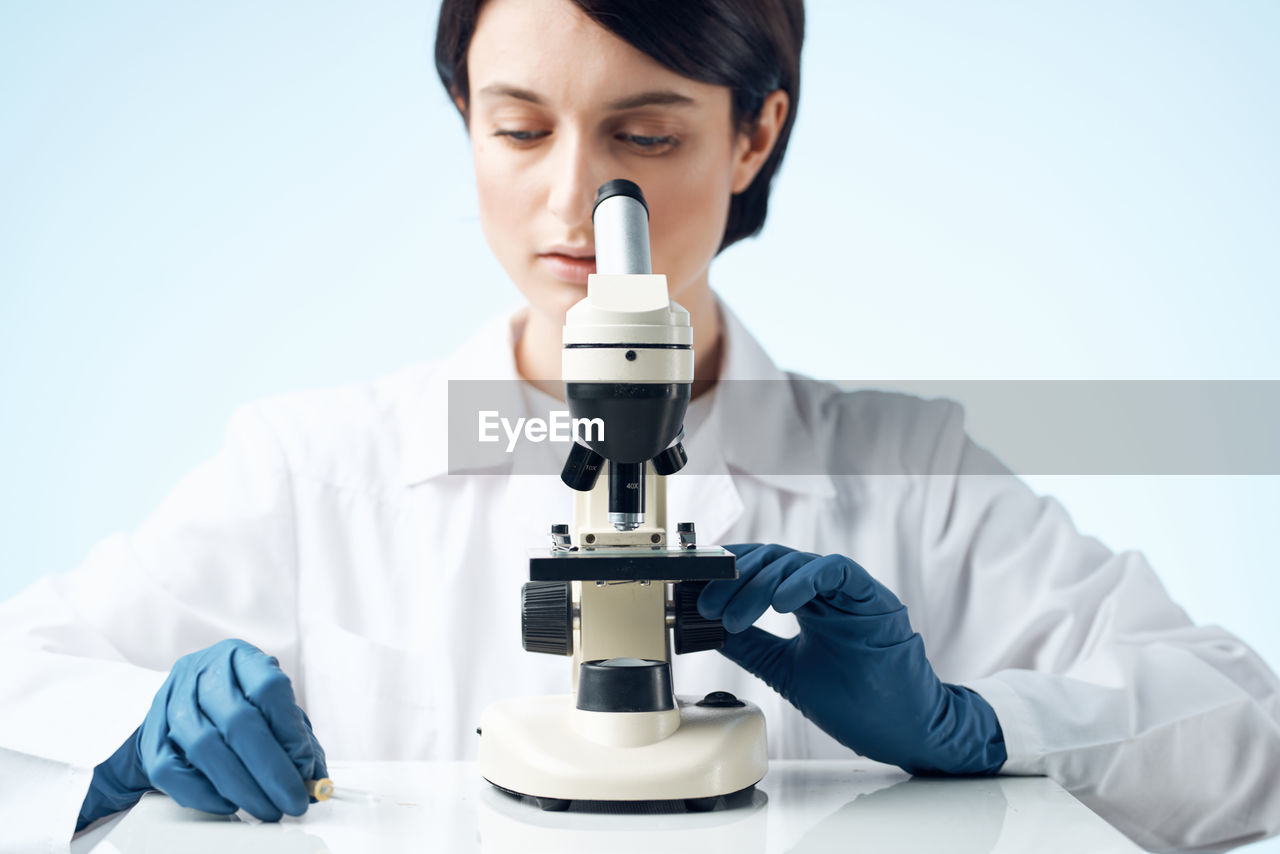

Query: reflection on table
77 760 1141 854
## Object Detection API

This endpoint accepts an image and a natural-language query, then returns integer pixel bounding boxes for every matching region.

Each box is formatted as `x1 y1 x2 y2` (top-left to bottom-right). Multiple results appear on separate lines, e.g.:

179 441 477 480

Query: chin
521 286 583 326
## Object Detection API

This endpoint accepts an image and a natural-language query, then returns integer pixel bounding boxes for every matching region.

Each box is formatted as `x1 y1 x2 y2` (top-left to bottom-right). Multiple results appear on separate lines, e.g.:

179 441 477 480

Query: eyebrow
476 83 696 111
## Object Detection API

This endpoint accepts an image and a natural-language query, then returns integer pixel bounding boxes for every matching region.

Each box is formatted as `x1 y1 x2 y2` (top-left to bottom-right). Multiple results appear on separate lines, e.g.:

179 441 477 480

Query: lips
538 252 597 285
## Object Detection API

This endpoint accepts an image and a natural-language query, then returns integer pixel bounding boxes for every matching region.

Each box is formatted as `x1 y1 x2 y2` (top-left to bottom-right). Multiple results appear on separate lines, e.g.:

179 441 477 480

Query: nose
545 130 599 231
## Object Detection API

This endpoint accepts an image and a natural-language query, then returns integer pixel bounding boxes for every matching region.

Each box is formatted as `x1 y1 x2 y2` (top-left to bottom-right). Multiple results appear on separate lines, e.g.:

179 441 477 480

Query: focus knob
522 581 572 655
672 580 725 654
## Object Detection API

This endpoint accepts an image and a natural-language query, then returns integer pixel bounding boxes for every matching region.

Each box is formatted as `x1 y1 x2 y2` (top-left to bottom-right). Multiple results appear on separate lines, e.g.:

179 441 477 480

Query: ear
730 89 790 195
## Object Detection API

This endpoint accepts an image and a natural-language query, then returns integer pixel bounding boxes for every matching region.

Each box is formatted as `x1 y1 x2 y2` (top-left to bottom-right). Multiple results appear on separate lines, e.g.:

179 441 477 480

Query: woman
2 0 1278 851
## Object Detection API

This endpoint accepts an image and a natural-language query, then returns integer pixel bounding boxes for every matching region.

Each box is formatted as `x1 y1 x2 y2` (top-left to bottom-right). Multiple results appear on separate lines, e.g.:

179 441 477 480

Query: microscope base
477 694 768 809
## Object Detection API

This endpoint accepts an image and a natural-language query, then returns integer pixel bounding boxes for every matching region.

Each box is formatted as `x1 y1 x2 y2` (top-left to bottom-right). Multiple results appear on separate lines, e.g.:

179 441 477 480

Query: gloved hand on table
77 638 327 829
698 544 1006 776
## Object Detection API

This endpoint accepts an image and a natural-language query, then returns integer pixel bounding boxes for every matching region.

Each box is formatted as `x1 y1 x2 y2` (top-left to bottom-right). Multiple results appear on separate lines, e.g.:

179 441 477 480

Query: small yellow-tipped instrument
306 778 335 801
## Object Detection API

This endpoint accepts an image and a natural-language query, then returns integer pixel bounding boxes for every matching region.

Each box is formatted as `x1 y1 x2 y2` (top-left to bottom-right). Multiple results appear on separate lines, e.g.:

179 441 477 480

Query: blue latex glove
77 639 327 829
699 544 1006 776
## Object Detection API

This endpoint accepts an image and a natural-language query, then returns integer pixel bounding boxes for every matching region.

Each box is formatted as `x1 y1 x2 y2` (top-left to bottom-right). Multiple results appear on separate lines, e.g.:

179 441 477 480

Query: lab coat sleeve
917 402 1280 852
0 404 300 852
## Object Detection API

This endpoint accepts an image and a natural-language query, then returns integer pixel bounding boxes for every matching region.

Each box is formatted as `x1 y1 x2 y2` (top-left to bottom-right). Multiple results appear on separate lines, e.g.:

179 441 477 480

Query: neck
516 283 724 402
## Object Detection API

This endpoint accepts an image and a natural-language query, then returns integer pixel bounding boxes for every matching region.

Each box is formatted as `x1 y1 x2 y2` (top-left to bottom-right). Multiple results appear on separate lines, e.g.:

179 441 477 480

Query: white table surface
74 760 1143 853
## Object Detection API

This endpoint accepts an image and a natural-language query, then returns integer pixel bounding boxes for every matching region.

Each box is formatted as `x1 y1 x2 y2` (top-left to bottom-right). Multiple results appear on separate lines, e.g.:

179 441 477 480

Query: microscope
477 179 768 812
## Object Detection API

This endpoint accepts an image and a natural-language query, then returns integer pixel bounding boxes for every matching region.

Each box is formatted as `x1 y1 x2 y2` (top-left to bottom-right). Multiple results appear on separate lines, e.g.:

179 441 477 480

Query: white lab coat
2 299 1278 853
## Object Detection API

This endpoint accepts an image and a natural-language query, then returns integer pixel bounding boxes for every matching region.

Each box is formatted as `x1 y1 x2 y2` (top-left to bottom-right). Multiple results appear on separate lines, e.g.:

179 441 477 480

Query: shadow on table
475 784 770 854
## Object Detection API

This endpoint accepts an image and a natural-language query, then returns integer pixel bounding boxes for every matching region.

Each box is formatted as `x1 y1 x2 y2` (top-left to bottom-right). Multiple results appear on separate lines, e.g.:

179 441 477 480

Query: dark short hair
435 0 805 253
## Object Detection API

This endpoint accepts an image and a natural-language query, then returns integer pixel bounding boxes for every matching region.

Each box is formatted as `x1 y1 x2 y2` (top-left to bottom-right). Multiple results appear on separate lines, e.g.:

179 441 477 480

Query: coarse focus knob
672 580 725 654
522 581 573 655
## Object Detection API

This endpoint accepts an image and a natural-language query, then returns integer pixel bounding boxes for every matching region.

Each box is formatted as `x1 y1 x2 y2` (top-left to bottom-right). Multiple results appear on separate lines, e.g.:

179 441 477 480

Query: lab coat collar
710 300 837 500
401 293 836 501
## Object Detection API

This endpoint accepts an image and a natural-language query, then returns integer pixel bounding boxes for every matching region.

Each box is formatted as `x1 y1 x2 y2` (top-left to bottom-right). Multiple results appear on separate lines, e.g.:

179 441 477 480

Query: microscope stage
528 547 735 582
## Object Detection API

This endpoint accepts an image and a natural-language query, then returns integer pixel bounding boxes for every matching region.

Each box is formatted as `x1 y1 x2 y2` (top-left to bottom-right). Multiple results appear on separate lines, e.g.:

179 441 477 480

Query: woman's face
463 0 760 324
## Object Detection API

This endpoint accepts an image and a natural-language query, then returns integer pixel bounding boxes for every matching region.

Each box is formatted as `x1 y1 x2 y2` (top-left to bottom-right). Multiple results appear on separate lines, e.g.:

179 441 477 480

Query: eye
492 129 550 145
617 132 680 153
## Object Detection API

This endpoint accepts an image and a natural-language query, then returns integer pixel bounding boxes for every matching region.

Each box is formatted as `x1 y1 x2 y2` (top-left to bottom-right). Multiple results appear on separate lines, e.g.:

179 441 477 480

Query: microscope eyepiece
592 179 653 279
592 179 648 218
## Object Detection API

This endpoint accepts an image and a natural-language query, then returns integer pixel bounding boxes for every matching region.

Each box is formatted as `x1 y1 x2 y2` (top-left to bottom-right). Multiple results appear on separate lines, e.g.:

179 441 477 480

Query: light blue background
2 2 1278 847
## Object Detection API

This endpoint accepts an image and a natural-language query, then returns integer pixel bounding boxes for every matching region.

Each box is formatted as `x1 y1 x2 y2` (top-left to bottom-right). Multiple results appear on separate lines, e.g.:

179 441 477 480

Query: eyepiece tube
593 180 651 276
